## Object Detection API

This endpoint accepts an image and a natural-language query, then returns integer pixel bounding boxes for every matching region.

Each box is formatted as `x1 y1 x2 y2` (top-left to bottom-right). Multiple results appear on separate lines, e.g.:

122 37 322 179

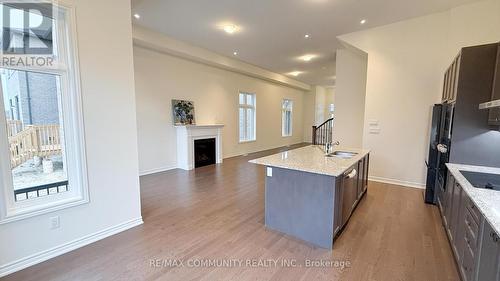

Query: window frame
281 99 293 137
0 2 89 224
238 92 256 143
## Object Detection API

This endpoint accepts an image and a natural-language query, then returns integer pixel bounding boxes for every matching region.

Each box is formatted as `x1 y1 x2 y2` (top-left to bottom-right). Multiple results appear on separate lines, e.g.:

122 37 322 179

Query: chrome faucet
324 141 340 155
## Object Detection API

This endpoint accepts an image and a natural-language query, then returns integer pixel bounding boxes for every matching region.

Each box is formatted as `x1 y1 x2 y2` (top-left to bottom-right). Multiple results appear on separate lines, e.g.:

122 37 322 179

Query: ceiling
131 0 479 87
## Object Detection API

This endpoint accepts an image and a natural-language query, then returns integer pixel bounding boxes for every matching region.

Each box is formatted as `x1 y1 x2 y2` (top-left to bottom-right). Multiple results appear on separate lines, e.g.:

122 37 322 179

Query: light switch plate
267 167 273 177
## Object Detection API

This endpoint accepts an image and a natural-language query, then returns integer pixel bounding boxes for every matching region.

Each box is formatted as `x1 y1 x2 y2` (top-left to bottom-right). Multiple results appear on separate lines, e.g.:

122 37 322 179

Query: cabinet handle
346 169 357 179
491 232 499 243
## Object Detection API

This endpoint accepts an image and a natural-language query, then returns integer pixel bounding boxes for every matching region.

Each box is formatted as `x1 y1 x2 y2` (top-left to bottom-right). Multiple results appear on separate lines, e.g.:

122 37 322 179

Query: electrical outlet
267 167 273 177
50 216 60 230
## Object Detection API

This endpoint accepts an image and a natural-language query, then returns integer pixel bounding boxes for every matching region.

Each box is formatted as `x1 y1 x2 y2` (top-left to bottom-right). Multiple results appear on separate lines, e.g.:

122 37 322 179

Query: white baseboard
0 217 143 278
369 176 425 190
139 165 177 176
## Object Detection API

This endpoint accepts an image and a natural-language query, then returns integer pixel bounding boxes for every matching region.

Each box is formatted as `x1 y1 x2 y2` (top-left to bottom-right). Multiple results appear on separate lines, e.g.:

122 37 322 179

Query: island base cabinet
264 167 337 249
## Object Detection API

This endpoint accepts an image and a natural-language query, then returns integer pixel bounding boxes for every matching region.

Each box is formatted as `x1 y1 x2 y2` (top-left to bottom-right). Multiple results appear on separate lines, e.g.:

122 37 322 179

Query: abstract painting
172 100 196 125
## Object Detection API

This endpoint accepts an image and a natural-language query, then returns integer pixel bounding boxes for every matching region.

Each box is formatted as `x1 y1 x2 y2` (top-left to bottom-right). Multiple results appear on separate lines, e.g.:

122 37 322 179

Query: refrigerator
425 103 454 204
425 104 443 204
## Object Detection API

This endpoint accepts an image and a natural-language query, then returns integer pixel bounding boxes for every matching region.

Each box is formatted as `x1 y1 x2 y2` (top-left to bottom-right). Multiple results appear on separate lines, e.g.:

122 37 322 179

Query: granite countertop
249 145 370 177
446 163 500 236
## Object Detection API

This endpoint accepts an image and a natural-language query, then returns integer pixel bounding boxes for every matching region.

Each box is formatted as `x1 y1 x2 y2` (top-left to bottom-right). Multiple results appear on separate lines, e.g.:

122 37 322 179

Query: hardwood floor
3 144 459 281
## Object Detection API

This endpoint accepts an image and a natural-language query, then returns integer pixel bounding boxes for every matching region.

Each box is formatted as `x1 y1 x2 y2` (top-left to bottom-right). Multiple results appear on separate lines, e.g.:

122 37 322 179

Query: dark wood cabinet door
364 154 369 191
333 178 343 237
492 44 500 101
489 45 500 125
357 158 364 199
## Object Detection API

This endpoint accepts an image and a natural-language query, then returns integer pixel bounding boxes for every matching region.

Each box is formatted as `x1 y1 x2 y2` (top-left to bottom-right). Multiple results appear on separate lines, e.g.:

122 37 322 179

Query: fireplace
175 125 223 170
194 138 216 168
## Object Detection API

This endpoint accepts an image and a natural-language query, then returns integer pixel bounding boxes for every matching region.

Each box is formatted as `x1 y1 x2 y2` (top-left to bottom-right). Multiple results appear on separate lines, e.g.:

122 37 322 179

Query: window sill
282 135 293 138
239 139 256 144
0 193 89 225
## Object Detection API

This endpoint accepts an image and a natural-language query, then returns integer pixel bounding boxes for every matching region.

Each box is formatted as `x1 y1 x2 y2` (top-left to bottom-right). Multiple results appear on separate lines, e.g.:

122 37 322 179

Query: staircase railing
312 118 334 145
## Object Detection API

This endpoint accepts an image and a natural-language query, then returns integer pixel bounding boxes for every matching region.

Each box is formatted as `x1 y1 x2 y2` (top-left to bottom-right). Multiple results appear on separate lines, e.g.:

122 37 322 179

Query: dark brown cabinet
492 43 500 103
357 157 365 199
488 44 500 126
442 55 461 102
339 154 370 231
340 164 359 228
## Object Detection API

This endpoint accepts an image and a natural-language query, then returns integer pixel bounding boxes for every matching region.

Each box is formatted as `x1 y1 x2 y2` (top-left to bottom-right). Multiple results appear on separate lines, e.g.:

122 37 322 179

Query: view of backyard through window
1 69 68 201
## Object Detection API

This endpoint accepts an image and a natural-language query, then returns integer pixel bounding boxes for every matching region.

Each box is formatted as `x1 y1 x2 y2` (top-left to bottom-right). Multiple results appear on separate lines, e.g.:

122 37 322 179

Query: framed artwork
172 100 196 125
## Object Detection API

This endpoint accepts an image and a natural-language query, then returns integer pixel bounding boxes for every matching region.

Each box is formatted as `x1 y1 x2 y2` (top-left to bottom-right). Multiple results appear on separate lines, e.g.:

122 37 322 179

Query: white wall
0 0 142 276
302 89 316 143
134 46 307 175
325 87 335 116
133 26 311 92
314 86 327 125
448 0 500 60
334 48 367 148
303 86 334 143
0 0 142 275
338 0 500 188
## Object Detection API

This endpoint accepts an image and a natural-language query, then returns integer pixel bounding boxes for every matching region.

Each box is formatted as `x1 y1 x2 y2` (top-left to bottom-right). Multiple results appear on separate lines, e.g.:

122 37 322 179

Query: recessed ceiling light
233 51 238 56
288 71 303 77
298 54 317 62
304 34 310 38
133 13 141 19
360 19 366 25
221 24 240 34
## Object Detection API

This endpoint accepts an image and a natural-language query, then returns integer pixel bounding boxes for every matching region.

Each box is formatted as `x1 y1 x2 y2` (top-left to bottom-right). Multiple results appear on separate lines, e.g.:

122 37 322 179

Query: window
282 99 293 137
0 3 88 223
239 92 256 142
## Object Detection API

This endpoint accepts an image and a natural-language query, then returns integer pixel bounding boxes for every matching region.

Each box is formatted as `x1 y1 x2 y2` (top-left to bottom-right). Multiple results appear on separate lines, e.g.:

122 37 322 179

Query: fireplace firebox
194 138 216 168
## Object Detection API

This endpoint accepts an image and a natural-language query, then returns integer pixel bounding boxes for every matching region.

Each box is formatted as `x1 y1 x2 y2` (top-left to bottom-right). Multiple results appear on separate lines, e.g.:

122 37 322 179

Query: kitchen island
249 145 370 249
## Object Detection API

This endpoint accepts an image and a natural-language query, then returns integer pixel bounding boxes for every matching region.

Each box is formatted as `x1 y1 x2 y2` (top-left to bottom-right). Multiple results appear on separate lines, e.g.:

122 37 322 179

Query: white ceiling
131 0 479 87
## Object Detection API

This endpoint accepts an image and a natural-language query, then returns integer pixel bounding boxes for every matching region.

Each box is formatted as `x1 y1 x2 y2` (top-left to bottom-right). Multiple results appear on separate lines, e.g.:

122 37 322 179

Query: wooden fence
8 124 62 168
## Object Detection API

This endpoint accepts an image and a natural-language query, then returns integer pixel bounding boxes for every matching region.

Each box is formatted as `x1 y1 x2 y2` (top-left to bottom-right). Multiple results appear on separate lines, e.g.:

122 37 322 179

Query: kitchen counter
249 145 370 177
249 145 370 249
446 163 500 236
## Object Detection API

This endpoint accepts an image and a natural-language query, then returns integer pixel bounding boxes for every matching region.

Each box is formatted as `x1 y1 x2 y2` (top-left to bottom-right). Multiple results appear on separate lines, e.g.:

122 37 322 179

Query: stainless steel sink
460 170 500 191
326 151 358 159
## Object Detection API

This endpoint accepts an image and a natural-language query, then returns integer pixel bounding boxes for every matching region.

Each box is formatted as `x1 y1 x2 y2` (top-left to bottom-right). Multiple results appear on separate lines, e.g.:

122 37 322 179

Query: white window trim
281 99 293 137
238 92 256 143
0 2 89 224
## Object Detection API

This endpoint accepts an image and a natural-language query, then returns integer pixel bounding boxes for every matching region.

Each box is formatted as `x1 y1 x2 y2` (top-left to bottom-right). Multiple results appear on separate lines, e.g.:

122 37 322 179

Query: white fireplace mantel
175 125 224 170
